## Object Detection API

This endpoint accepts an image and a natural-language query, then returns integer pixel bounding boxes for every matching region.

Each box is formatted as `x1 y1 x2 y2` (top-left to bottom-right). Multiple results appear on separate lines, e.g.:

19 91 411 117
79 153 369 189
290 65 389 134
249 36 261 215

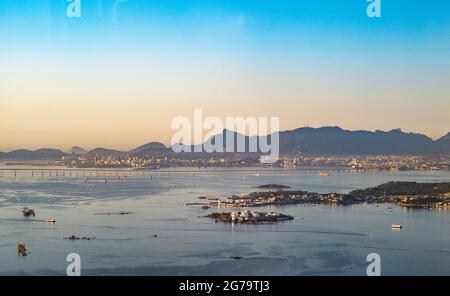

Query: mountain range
0 127 449 160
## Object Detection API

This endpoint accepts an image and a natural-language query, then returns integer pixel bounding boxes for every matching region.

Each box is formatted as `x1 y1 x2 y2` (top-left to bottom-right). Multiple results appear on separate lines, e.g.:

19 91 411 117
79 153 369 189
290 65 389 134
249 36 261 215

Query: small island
209 182 450 209
257 184 292 189
207 211 294 224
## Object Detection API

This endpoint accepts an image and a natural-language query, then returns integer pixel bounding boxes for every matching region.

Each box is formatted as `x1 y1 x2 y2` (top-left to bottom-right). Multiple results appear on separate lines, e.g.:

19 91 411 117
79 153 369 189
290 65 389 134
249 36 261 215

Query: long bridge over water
0 167 376 178
0 168 156 178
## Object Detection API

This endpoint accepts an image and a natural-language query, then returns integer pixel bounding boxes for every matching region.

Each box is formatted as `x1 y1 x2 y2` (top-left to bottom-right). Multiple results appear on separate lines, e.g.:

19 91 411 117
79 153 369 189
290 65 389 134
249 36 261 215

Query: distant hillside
3 149 34 159
433 132 450 155
69 146 87 155
173 127 445 156
350 181 450 197
278 127 436 155
0 149 67 160
34 149 67 159
2 127 449 160
86 148 127 158
129 142 170 156
172 129 259 154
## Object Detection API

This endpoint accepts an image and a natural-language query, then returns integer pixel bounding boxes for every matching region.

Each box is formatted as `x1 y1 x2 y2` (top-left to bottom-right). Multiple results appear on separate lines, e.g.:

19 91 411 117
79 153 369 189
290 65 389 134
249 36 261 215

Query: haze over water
0 165 449 275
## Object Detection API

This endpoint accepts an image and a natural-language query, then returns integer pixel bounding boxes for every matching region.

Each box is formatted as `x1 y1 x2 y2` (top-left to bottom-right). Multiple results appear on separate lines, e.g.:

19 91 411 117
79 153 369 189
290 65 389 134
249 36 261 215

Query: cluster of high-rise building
64 153 450 171
279 155 450 171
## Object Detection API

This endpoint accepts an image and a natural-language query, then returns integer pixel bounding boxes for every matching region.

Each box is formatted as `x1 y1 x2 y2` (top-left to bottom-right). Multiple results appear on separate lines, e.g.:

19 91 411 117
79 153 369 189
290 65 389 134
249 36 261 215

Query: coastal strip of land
208 182 450 209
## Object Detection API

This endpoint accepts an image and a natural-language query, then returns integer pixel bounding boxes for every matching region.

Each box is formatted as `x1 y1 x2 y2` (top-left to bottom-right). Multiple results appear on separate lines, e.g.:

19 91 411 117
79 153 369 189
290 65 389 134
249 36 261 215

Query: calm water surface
0 165 449 275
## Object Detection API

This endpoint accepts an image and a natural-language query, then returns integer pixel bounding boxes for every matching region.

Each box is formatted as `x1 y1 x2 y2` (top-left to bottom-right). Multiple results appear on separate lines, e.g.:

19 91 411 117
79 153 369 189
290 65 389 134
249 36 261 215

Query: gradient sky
1 0 449 151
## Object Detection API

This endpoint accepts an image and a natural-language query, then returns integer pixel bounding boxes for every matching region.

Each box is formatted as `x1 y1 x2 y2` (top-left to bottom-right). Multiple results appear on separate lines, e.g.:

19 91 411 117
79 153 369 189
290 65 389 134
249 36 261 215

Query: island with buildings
207 211 294 224
256 184 292 189
207 182 450 209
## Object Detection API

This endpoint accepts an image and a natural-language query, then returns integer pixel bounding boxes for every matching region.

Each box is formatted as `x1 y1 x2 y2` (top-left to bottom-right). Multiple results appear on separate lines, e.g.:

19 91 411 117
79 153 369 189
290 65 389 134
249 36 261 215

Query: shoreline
207 182 450 210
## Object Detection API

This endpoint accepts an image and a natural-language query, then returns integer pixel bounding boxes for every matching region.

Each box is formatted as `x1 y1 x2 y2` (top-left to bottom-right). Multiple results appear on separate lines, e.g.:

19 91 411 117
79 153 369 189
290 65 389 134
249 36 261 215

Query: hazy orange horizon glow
1 1 449 152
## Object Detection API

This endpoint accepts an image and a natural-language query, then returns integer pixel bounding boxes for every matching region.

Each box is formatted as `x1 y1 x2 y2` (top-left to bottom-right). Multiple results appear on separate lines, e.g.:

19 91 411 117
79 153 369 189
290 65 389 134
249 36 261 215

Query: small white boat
391 224 402 229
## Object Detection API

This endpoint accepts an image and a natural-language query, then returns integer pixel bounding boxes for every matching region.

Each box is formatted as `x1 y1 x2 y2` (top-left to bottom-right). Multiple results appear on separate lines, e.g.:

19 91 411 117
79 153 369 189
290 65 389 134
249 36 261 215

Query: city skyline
1 0 450 150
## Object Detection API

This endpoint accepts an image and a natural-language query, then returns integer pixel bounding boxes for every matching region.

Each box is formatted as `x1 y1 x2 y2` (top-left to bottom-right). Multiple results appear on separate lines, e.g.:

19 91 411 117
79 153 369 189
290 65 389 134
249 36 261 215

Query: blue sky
1 0 449 58
0 0 449 150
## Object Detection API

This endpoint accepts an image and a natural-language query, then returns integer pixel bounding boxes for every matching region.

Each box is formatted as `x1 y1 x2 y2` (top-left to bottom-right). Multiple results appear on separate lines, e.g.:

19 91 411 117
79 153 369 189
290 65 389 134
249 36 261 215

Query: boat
45 219 56 223
391 224 403 229
319 172 331 177
17 242 27 256
22 207 35 217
